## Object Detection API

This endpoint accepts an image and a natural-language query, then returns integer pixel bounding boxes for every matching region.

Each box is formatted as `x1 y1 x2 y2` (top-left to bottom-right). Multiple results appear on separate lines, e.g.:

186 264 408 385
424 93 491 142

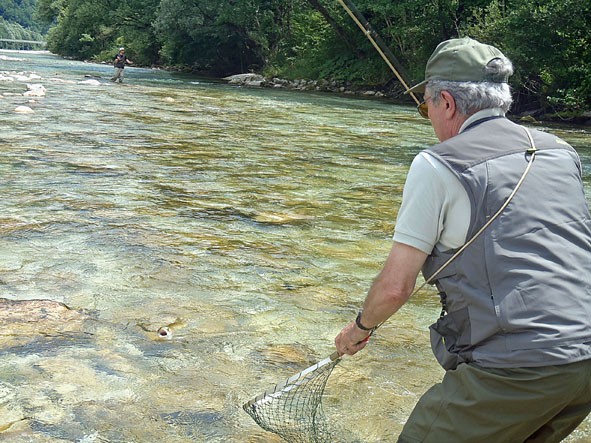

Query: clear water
1 50 590 442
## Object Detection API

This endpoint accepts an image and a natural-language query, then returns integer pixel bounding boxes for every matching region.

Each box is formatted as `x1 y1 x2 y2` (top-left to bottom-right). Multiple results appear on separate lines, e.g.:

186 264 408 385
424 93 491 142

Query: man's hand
335 321 372 356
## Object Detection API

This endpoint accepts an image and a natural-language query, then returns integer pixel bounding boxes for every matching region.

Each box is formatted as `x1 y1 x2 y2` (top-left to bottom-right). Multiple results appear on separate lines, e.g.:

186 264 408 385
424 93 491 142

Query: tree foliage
4 0 590 114
0 15 45 47
460 0 591 113
0 0 47 31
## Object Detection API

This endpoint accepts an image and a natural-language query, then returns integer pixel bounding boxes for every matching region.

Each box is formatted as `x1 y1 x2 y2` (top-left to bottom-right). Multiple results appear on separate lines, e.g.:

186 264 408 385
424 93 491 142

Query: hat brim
405 80 427 94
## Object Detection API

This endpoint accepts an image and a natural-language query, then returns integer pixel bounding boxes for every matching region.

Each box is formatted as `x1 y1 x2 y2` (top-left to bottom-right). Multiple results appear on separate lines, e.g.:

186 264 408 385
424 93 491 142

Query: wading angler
111 47 133 83
335 37 591 443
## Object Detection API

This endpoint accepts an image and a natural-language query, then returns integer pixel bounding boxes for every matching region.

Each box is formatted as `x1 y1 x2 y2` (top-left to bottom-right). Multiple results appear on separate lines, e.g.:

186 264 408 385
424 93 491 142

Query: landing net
243 351 341 443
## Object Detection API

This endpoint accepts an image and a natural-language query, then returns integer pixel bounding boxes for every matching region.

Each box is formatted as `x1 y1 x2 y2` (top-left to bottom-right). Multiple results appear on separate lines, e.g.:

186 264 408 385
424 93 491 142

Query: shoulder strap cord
418 127 538 291
371 127 537 332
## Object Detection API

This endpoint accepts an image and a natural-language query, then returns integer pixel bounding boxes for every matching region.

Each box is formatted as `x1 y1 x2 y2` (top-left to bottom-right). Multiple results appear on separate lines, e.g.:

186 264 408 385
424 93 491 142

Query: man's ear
440 90 457 119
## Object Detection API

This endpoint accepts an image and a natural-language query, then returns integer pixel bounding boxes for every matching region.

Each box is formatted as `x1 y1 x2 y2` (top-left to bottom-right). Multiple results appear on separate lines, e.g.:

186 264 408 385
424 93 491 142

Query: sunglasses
417 95 432 119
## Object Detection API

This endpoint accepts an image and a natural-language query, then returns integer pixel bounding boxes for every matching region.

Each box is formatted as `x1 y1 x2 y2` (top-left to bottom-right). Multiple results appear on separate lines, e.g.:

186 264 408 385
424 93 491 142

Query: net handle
243 351 342 408
328 350 341 361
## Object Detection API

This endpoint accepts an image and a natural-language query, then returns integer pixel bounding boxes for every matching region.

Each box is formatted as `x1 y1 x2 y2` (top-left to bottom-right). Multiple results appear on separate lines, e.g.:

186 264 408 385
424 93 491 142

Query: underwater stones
252 211 314 225
0 417 27 433
0 298 92 349
13 105 34 114
24 83 46 97
0 70 41 82
256 343 318 369
13 74 32 82
0 55 24 62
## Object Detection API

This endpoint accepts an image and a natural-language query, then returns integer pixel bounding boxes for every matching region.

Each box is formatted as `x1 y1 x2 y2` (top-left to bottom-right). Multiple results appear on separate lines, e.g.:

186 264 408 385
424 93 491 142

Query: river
1 50 590 442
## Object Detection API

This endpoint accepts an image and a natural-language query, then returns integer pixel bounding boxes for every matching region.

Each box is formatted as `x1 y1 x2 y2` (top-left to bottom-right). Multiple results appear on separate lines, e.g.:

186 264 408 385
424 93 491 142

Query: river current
1 50 590 442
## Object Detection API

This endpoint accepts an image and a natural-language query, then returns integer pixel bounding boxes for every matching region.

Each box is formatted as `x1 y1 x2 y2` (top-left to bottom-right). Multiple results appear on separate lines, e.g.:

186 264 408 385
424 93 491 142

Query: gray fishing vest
422 117 591 369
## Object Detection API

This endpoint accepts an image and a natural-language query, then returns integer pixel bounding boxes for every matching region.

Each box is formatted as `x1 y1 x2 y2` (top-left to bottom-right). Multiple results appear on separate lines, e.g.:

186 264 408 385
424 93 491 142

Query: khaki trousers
398 359 591 443
111 67 125 82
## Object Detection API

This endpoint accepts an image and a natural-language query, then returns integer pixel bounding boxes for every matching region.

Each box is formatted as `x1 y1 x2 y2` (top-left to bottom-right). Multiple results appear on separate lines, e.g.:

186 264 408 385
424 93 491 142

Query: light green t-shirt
393 108 506 254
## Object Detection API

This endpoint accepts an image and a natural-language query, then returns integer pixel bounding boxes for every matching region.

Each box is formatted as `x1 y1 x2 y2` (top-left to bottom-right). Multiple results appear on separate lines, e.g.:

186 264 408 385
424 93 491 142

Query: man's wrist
355 311 375 331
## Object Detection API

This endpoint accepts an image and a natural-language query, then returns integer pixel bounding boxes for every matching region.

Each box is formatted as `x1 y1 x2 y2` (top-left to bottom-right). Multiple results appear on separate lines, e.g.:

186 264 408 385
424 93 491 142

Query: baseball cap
407 37 509 93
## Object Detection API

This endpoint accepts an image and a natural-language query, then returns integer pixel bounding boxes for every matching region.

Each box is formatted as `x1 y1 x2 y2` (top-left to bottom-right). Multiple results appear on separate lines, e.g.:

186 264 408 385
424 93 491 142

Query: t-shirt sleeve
393 152 451 254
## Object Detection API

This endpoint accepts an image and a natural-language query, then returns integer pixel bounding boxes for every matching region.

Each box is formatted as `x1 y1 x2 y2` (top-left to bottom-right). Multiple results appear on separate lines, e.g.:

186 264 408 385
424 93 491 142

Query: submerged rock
13 105 34 114
24 83 46 97
0 55 25 62
255 342 318 369
0 298 93 349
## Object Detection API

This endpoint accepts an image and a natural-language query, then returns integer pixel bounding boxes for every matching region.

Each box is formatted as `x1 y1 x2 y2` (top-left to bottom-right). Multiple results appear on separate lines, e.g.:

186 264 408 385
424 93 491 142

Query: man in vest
111 47 133 83
335 37 591 442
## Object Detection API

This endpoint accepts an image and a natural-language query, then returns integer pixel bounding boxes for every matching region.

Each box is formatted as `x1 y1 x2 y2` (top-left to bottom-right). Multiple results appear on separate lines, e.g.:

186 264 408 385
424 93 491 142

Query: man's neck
459 108 506 133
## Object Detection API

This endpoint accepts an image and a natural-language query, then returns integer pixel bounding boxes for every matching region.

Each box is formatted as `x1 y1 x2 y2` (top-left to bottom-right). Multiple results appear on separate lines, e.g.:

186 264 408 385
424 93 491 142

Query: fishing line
335 0 421 106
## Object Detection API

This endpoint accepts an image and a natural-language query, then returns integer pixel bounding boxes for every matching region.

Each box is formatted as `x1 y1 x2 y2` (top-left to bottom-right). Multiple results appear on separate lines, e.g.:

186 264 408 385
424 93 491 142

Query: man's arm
335 241 428 355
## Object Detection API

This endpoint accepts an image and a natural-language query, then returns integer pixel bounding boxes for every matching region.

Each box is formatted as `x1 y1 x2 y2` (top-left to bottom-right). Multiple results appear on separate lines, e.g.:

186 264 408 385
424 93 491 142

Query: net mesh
243 352 341 443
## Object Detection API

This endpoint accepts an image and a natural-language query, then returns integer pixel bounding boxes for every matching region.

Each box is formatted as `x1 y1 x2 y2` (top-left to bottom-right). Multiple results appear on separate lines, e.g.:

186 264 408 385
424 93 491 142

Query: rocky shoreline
223 73 394 99
222 73 591 126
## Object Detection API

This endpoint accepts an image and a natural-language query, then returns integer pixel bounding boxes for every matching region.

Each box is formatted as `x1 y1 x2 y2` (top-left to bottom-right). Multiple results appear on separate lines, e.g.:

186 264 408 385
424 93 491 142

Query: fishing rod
336 0 421 106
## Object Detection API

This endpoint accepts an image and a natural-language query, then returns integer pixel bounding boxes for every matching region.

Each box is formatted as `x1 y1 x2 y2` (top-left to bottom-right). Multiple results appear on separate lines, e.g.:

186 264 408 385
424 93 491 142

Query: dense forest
1 0 590 118
0 0 46 47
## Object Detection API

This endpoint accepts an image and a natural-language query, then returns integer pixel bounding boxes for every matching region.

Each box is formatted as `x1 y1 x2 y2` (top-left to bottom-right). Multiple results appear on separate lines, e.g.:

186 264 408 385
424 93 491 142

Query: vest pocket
429 306 471 370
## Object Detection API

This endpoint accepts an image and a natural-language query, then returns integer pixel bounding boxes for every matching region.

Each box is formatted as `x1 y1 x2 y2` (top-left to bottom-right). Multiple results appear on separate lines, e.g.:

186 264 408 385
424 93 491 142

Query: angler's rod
336 0 421 106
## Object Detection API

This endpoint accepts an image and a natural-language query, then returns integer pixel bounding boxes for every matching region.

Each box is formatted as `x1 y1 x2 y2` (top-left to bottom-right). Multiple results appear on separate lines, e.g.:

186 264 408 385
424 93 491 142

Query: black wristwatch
355 311 374 331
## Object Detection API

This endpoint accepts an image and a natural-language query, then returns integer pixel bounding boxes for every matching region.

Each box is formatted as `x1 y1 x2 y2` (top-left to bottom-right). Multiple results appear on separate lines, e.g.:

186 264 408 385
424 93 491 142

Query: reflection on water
1 50 590 442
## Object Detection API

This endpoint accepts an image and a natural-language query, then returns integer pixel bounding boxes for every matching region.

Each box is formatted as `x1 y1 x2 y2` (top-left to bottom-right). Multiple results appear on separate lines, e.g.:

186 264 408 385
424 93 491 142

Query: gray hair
427 57 514 115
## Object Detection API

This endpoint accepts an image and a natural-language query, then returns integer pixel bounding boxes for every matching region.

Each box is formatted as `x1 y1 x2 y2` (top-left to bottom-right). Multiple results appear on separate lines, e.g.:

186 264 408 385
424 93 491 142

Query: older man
335 37 591 442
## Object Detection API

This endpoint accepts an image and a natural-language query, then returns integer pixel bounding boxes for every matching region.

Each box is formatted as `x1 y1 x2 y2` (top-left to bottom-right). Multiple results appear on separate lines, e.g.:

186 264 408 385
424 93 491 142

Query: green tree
108 0 161 64
0 0 47 31
154 0 298 75
461 0 591 114
0 15 45 47
41 0 114 58
37 0 160 63
35 0 65 26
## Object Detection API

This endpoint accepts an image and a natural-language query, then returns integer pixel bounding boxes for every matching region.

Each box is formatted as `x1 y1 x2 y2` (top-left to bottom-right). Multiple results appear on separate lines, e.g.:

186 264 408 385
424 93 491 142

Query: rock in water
14 105 34 114
0 298 92 349
24 84 46 97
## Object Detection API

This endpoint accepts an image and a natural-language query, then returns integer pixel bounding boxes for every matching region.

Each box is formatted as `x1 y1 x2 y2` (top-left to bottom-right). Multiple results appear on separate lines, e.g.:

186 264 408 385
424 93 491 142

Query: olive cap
407 37 509 93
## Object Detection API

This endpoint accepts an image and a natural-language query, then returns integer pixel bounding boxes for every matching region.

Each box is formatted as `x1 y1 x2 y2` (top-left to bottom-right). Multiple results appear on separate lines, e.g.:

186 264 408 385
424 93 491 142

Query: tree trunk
304 0 365 58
